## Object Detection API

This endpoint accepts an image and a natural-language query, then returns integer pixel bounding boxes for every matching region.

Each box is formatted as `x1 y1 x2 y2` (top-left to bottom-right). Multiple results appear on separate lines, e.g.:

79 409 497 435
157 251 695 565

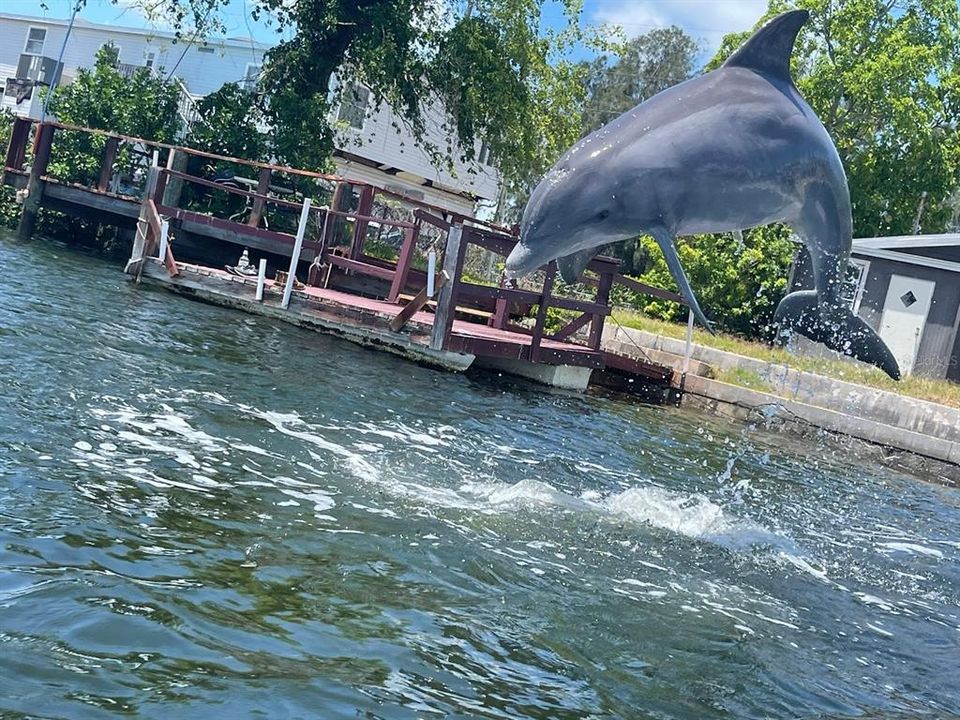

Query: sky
4 0 770 62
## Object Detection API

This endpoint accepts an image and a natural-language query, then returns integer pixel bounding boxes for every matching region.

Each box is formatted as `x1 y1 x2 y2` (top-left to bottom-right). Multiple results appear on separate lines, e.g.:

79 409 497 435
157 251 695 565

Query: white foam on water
278 488 336 519
877 542 944 559
254 410 382 482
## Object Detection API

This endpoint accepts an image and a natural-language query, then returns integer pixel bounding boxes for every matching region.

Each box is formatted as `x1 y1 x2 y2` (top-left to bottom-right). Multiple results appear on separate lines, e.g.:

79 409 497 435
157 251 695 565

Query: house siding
0 14 266 108
334 94 499 202
1 12 501 213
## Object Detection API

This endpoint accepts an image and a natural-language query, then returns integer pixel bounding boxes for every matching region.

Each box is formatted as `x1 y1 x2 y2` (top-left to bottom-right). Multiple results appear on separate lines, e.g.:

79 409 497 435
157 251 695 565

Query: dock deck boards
160 262 604 370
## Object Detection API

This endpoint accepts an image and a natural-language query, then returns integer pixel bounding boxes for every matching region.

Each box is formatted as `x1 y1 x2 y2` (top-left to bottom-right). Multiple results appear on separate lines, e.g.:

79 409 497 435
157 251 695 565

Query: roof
851 233 960 274
0 12 273 52
853 232 960 250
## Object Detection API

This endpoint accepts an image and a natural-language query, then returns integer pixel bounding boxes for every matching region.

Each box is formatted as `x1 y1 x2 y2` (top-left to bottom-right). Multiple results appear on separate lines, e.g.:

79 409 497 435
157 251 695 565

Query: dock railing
5 116 697 372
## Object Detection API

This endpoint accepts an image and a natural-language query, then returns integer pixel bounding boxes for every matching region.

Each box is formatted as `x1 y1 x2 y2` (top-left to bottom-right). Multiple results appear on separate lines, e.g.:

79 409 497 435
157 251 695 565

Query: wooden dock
4 117 687 399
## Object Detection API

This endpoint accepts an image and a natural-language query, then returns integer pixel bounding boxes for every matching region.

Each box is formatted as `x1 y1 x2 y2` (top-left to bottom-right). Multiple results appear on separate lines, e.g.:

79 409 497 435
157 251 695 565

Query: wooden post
490 297 509 329
248 166 271 227
349 184 375 260
97 136 120 192
16 123 55 240
124 165 160 276
153 168 168 205
5 117 32 171
281 198 312 310
589 269 614 350
161 149 187 208
529 263 556 363
430 225 466 351
388 225 418 302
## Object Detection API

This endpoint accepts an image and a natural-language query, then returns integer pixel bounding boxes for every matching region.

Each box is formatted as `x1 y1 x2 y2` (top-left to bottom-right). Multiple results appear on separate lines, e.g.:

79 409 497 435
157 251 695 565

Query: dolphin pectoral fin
651 231 714 333
556 248 596 284
774 291 902 380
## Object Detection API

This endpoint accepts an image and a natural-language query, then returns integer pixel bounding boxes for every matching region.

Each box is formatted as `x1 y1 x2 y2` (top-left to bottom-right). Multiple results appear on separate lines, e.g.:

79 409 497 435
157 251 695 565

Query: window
478 141 493 166
24 27 46 56
198 45 215 54
144 51 156 71
840 258 870 313
337 84 370 130
99 42 120 68
16 54 61 84
242 63 261 91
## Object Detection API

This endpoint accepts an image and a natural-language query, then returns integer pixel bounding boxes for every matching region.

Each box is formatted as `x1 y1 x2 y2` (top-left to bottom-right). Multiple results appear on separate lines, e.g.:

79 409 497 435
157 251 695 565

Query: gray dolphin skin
504 10 901 380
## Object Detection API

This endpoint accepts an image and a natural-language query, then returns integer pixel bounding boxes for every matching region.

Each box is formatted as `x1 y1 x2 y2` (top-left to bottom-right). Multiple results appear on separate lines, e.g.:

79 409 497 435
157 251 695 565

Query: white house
0 12 500 215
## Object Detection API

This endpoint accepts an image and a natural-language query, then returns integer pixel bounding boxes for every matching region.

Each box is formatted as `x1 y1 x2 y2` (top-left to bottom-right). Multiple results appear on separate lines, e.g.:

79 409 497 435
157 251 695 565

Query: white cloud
590 0 769 57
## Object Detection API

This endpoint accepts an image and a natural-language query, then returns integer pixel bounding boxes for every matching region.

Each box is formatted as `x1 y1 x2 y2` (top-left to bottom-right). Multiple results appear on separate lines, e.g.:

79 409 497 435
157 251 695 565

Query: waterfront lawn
611 308 960 409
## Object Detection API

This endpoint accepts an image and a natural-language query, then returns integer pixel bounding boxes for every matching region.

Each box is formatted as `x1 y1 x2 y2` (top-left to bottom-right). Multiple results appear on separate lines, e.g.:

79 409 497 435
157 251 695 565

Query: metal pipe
40 2 79 122
427 250 436 298
281 198 312 309
255 258 267 301
683 307 694 375
158 219 169 259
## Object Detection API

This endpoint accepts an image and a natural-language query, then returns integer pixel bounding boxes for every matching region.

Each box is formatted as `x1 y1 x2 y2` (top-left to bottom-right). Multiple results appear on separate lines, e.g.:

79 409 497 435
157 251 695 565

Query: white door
878 274 936 376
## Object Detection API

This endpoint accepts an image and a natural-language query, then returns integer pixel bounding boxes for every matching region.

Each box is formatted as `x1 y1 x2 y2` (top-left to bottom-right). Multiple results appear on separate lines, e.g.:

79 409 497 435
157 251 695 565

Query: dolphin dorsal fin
722 9 810 81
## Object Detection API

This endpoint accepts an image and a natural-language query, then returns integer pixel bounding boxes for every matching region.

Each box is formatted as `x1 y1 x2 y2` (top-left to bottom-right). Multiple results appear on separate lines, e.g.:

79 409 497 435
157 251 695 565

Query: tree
709 0 960 238
581 27 700 134
122 0 605 192
570 27 701 274
189 82 267 161
45 44 182 187
626 228 797 338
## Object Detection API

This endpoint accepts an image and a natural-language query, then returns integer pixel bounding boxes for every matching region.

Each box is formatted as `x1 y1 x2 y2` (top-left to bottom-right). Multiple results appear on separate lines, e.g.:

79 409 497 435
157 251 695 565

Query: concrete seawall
605 325 960 475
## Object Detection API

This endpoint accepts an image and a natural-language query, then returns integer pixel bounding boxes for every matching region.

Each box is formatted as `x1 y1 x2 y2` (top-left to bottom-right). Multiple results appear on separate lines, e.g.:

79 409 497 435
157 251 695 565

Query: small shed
788 233 960 380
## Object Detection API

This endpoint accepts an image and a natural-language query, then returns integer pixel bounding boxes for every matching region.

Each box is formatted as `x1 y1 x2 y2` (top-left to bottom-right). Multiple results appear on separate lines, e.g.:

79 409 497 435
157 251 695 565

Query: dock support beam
248 167 271 228
17 123 54 240
430 225 465 351
97 136 120 192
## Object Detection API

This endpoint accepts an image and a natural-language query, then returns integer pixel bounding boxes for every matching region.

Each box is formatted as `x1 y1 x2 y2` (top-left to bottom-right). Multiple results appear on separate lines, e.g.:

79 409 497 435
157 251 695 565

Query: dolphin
504 10 901 380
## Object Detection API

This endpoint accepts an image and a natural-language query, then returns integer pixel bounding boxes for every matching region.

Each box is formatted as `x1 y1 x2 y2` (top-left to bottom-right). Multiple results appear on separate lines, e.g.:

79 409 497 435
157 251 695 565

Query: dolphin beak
505 241 544 279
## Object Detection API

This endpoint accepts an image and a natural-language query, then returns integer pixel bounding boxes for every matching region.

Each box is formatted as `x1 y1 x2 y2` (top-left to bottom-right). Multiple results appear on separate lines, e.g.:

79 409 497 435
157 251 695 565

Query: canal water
1 233 959 719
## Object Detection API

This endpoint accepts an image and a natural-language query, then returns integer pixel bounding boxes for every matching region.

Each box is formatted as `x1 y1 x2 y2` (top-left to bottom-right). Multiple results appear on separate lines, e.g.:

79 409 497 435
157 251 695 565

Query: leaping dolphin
504 10 901 380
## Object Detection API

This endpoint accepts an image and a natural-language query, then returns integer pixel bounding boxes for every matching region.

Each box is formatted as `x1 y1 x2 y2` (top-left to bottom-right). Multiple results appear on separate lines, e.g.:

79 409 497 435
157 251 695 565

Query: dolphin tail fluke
774 290 901 380
556 248 596 284
651 230 715 333
722 9 810 81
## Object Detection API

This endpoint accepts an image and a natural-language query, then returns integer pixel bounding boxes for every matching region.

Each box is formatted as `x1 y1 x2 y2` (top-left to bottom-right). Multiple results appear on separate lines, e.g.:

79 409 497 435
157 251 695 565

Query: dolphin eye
596 209 610 221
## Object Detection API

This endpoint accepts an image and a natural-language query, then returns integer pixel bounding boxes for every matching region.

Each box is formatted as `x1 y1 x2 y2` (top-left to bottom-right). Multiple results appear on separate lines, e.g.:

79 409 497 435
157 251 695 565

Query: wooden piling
430 225 465 351
248 167 272 228
97 136 120 192
124 165 160 276
16 123 55 240
161 149 187 208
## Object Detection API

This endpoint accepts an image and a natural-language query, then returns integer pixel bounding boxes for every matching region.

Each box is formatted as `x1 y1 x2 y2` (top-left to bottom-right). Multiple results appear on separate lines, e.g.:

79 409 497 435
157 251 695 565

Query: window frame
337 83 370 131
843 257 871 314
23 26 47 56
